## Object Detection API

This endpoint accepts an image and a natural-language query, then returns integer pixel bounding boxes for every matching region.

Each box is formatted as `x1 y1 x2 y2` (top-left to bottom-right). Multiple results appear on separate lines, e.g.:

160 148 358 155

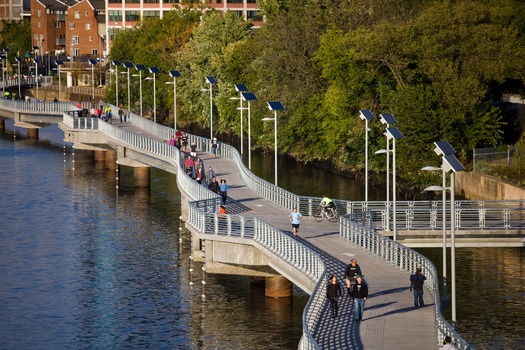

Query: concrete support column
26 128 39 139
265 276 292 298
180 192 190 222
94 150 106 162
0 118 4 130
105 150 117 169
134 167 150 187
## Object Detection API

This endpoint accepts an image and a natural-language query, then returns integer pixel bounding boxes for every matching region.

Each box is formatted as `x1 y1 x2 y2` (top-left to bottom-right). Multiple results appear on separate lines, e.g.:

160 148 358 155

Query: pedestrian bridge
4 99 519 349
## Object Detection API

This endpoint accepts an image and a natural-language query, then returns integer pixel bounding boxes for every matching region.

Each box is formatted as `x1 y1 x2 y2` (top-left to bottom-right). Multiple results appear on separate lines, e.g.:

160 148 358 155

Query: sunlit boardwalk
194 150 438 349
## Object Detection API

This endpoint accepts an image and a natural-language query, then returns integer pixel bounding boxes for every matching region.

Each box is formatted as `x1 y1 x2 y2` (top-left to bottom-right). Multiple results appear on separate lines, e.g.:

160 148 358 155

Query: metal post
392 136 397 241
139 70 142 117
365 118 369 202
386 131 390 230
442 168 448 307
127 67 131 113
450 172 456 324
239 91 244 156
115 64 118 107
35 60 39 99
209 82 213 140
173 77 177 130
91 64 95 100
17 61 21 98
273 110 278 186
153 72 156 123
248 100 252 169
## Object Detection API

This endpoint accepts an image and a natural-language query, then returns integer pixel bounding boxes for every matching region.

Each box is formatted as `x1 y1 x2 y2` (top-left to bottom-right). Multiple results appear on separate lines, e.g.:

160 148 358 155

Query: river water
0 122 523 349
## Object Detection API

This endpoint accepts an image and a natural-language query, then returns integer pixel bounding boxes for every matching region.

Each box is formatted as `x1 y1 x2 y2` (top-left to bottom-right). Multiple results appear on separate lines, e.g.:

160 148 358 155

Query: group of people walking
326 258 369 321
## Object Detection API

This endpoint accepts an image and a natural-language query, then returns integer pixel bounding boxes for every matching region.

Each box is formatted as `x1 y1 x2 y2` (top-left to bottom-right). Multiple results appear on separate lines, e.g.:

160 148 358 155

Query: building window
72 36 79 45
55 22 61 28
125 11 140 21
108 28 122 41
85 11 89 16
126 0 140 3
233 10 243 18
37 21 41 28
144 0 159 3
108 0 122 3
69 23 75 29
227 0 243 3
74 11 80 19
164 0 179 3
247 10 262 21
92 49 98 55
108 10 122 21
89 36 93 42
37 9 41 17
86 23 91 30
143 11 160 18
247 0 257 3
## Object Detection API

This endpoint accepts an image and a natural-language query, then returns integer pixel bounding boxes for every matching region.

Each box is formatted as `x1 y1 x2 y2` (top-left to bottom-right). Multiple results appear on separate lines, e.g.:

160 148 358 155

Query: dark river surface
0 122 523 349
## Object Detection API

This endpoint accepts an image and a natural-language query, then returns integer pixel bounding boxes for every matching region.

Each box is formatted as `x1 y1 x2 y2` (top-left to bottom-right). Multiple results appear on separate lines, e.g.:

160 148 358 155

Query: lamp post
359 109 375 202
241 91 257 169
424 141 464 325
146 67 159 123
166 70 180 130
1 53 7 95
33 58 40 99
201 76 217 140
88 59 97 100
123 61 134 113
15 56 22 99
133 64 147 118
422 164 449 311
378 113 398 230
263 101 285 186
232 84 249 156
112 60 121 107
55 59 64 100
384 127 403 241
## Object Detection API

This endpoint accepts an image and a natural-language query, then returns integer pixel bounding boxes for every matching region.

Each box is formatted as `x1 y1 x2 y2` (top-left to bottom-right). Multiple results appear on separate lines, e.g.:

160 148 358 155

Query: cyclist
320 195 336 217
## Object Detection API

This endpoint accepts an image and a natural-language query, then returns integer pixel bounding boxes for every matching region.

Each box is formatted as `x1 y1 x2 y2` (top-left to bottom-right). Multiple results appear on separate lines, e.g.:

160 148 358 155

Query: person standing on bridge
344 258 363 298
289 207 303 238
326 275 342 318
410 267 427 308
209 176 220 194
351 275 368 321
219 179 229 205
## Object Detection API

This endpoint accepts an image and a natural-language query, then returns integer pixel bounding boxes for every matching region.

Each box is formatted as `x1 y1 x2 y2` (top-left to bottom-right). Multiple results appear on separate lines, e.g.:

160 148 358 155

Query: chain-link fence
473 146 516 172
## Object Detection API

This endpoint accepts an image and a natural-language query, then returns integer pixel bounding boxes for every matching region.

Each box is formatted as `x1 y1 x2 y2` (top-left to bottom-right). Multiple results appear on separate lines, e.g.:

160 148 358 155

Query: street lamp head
267 101 285 111
379 113 397 125
262 117 275 121
423 185 446 192
421 166 441 171
234 83 249 92
374 149 388 155
144 77 154 81
169 70 180 78
359 109 375 121
205 76 217 84
434 141 456 156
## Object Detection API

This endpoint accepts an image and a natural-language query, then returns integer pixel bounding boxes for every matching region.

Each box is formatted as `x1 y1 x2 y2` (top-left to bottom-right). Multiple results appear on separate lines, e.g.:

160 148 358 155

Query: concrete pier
265 276 292 298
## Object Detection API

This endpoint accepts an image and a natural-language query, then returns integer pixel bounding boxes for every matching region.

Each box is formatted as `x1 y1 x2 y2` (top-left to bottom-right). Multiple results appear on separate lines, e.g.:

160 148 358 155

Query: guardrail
0 98 79 114
340 217 472 349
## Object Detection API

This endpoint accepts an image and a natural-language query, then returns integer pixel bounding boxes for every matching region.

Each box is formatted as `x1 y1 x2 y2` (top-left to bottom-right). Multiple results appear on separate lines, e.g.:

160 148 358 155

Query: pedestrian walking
410 267 427 308
208 166 215 182
219 179 229 204
326 275 342 318
289 207 302 238
440 336 457 350
211 137 218 157
208 176 220 193
118 108 124 123
344 258 363 298
351 275 368 321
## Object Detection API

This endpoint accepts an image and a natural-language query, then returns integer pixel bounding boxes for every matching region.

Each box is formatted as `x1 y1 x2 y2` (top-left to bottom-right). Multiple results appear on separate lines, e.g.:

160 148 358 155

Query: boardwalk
198 150 438 349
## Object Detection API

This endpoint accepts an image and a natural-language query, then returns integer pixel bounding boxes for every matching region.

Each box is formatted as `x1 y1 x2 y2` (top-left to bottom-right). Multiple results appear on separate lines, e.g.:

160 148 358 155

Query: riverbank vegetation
107 0 525 191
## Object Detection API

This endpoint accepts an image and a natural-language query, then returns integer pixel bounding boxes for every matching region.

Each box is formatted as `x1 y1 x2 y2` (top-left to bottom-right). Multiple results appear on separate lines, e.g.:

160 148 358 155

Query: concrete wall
455 172 525 200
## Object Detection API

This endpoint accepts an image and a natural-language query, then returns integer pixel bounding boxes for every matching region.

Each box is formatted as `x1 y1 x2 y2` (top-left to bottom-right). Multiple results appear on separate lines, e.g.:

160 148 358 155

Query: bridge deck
72 119 439 349
199 150 438 349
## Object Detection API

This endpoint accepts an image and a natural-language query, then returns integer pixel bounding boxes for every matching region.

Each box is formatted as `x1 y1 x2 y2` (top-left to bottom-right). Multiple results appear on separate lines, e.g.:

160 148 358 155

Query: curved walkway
198 150 438 349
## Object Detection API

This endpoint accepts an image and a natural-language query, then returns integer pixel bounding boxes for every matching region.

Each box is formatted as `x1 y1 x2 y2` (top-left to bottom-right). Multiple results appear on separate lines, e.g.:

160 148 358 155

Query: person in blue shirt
219 179 229 205
410 267 427 308
289 207 303 238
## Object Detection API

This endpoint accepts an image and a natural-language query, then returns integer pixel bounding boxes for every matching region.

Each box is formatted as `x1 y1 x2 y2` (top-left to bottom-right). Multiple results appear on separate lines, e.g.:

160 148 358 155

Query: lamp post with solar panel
423 141 464 324
122 61 134 114
374 113 398 231
202 76 217 140
55 59 64 100
145 67 159 123
15 56 22 98
132 64 147 118
166 70 180 130
241 92 257 169
33 58 40 99
359 109 375 202
263 101 285 186
1 52 7 95
112 60 121 107
231 84 249 156
88 59 97 100
384 127 403 241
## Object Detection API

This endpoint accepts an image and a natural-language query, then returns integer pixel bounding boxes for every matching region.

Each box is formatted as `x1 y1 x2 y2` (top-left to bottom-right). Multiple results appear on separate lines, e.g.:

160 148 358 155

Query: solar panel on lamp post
15 56 22 98
201 76 217 141
147 67 160 123
55 59 64 101
241 92 257 169
378 113 398 231
112 60 121 107
263 101 285 186
384 127 403 241
133 64 147 118
123 61 134 114
231 84 249 157
166 70 180 130
359 109 375 202
88 59 97 100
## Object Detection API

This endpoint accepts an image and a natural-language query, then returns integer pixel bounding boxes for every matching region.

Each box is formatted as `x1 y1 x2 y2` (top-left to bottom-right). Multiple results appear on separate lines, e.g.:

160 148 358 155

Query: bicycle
314 205 339 222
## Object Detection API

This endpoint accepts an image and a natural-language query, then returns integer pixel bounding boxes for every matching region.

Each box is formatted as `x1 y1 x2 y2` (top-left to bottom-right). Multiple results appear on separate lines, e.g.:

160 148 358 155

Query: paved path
109 121 439 349
198 150 439 349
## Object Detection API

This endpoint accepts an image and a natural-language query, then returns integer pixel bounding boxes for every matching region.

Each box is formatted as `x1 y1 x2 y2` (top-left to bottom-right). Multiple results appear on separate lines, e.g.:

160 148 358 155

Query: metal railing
0 98 78 114
340 217 472 349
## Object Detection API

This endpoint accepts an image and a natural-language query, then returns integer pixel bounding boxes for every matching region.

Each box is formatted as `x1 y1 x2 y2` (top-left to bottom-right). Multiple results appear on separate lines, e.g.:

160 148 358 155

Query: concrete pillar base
94 150 106 162
26 128 38 139
105 150 117 169
265 276 292 298
0 118 4 130
134 167 150 187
